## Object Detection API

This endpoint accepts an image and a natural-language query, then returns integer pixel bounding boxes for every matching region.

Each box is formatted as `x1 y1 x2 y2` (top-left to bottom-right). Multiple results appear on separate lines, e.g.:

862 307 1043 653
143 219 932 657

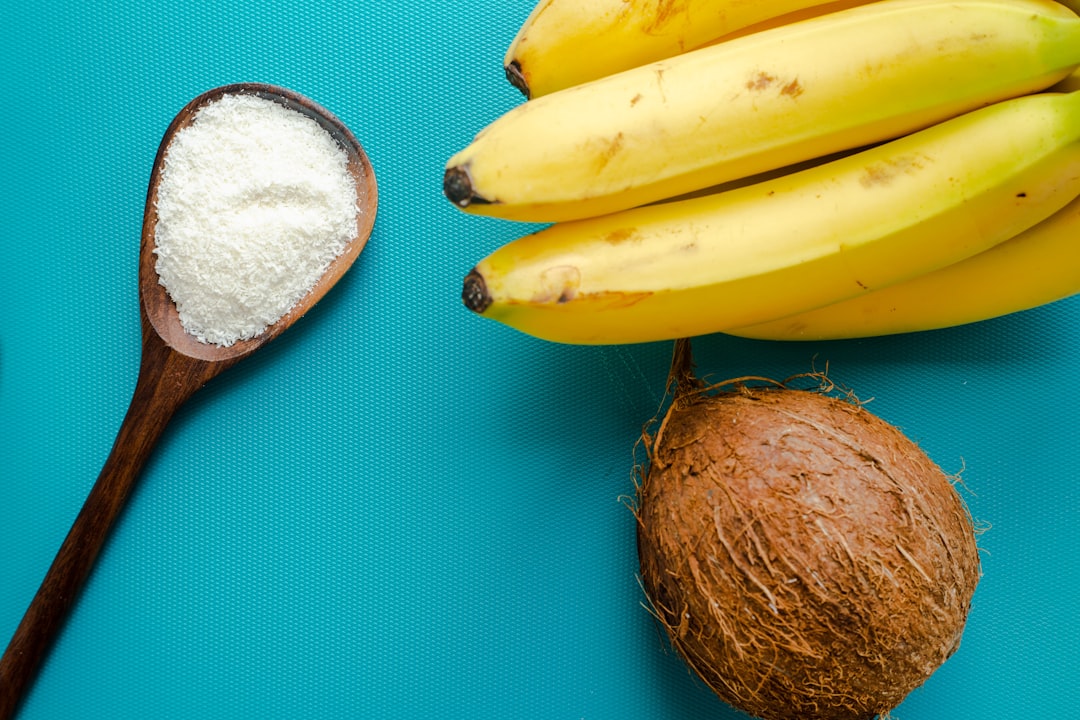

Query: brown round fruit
636 384 980 720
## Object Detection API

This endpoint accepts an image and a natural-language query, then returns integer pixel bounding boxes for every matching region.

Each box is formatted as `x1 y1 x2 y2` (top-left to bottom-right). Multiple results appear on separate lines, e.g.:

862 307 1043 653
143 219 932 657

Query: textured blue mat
2 1 1078 718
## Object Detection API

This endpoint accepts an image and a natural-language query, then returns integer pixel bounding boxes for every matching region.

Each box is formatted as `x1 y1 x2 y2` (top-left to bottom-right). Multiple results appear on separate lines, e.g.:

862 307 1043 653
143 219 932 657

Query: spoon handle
0 321 223 720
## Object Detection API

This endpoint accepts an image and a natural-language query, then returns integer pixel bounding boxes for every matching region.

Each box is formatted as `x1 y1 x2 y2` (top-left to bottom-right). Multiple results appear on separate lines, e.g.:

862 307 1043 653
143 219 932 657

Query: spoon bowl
142 82 378 362
0 83 377 719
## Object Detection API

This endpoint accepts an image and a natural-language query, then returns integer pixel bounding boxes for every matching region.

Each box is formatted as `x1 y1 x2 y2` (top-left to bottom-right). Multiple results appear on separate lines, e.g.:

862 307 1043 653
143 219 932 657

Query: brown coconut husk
635 339 981 720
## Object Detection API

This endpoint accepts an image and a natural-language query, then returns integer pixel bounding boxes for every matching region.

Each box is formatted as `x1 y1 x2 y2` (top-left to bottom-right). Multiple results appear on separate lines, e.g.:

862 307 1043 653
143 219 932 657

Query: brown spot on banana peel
644 0 690 33
444 165 494 208
747 71 805 97
781 78 803 97
604 227 638 244
593 132 626 175
747 72 777 91
859 153 932 188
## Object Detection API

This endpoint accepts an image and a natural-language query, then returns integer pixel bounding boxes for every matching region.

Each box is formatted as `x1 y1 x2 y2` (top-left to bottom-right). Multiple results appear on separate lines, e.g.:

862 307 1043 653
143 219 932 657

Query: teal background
1 1 1078 718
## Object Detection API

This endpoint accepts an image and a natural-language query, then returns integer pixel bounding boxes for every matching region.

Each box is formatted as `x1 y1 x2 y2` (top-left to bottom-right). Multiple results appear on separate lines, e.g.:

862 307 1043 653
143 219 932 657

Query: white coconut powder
153 92 358 346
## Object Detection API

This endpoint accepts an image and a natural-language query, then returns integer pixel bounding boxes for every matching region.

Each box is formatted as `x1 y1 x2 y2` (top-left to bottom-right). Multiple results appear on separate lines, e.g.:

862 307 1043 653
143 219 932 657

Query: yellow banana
727 191 1080 342
505 0 875 99
460 91 1080 345
444 0 1080 224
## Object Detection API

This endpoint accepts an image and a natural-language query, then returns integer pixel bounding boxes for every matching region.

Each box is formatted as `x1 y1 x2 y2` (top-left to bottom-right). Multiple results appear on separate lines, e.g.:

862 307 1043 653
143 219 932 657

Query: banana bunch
447 0 1080 345
446 0 1080 223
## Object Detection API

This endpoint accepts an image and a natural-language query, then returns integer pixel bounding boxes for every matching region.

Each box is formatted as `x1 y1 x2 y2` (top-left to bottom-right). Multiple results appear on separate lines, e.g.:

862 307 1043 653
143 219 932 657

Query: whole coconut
635 347 980 720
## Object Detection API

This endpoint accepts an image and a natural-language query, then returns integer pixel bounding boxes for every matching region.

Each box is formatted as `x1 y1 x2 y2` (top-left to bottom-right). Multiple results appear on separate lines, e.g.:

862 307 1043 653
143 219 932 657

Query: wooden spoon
0 83 378 719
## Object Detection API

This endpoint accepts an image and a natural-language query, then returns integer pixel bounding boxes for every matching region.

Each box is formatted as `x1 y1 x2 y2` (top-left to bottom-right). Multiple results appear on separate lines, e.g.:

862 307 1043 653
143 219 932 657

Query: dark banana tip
504 61 531 99
443 166 474 207
444 166 496 209
462 269 493 314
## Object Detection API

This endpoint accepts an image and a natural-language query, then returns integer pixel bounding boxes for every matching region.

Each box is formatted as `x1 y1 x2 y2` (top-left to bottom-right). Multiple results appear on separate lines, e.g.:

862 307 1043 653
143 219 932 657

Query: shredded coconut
153 92 358 346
